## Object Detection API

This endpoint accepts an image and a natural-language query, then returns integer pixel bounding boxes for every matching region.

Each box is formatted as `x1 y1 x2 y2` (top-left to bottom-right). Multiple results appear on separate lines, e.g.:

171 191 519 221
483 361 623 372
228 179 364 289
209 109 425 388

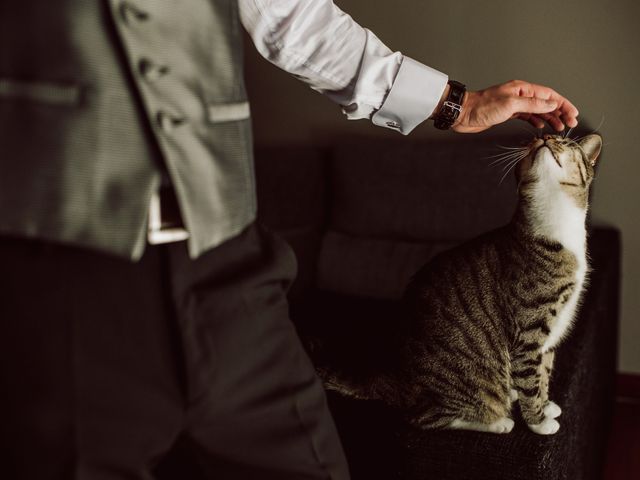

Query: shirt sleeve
239 0 449 135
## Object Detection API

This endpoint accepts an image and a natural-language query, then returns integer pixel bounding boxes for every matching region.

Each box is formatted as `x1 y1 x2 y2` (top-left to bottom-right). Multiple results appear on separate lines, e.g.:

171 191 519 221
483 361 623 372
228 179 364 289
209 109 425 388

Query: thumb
512 97 558 114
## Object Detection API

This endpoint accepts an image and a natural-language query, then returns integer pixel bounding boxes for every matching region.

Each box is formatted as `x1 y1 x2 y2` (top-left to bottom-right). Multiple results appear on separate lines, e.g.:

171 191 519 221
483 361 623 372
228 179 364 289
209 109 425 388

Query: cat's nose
543 134 554 141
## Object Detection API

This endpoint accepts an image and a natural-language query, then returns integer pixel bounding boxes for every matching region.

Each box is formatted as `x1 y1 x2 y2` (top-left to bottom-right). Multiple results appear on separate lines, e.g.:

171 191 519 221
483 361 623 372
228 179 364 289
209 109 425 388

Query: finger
515 82 579 116
515 113 545 129
511 96 558 115
555 101 579 128
530 114 546 130
512 81 556 101
552 94 579 119
561 112 579 128
550 108 579 130
507 81 580 130
527 83 580 122
537 112 565 132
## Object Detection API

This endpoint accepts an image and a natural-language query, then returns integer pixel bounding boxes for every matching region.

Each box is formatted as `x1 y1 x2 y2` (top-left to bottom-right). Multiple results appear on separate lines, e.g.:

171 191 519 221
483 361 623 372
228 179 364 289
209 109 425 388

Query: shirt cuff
371 56 448 135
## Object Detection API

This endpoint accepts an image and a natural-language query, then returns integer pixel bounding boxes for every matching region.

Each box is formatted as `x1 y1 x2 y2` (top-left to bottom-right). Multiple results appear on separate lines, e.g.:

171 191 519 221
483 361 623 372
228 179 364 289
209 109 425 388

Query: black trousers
0 224 349 480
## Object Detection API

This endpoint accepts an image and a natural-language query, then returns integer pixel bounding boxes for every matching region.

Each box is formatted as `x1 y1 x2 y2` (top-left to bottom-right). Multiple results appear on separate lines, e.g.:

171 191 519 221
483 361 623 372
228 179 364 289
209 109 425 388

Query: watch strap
433 80 466 130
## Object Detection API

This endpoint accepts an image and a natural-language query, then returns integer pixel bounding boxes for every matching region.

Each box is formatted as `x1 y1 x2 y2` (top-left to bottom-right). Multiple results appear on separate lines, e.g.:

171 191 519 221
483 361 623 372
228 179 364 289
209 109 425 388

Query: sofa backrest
317 137 519 299
256 134 536 301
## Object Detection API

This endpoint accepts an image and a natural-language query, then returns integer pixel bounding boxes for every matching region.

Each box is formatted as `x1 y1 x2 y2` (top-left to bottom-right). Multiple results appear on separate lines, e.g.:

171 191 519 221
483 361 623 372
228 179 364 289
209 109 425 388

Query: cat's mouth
534 144 562 168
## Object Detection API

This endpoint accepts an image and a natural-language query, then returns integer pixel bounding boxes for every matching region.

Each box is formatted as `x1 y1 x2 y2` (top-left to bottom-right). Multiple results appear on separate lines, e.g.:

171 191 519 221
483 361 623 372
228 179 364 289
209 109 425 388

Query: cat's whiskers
488 153 527 168
486 143 531 181
499 155 526 185
497 144 529 151
563 127 574 139
486 149 527 159
494 149 528 162
572 115 605 143
498 153 528 171
486 140 531 185
486 147 530 168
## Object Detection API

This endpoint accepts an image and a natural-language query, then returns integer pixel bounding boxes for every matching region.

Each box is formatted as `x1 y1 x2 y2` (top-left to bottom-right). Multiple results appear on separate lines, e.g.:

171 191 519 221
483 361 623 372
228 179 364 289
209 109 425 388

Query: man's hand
447 80 579 133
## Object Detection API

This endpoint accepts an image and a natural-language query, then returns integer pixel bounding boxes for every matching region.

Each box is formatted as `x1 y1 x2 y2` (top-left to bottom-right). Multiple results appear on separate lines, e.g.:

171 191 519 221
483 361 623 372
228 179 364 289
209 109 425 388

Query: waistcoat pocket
207 101 250 123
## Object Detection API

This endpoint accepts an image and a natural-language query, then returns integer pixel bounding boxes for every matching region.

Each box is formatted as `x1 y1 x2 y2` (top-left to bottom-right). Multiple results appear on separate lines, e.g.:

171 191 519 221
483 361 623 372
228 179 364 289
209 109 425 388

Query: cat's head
516 133 602 207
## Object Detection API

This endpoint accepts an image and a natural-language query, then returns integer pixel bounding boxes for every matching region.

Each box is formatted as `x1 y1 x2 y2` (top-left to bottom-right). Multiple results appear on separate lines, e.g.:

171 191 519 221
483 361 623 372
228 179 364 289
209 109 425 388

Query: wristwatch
433 80 466 130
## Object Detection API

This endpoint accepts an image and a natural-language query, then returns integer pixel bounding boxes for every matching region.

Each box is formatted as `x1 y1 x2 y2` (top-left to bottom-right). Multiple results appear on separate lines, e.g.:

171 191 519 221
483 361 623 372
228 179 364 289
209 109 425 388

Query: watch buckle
443 101 462 113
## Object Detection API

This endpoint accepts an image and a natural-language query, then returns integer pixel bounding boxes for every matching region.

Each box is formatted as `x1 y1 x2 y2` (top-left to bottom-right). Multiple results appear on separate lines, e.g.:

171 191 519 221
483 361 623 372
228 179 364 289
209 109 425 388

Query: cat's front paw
447 417 514 434
490 417 515 434
544 401 562 419
528 417 560 435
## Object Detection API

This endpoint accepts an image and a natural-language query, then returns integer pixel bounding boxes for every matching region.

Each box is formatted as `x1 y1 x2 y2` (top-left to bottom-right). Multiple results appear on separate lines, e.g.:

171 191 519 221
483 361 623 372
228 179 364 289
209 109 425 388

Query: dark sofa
253 135 620 480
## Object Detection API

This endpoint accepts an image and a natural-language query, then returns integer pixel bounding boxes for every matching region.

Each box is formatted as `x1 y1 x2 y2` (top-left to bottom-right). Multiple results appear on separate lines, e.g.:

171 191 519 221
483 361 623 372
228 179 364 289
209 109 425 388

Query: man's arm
240 0 448 135
240 0 578 134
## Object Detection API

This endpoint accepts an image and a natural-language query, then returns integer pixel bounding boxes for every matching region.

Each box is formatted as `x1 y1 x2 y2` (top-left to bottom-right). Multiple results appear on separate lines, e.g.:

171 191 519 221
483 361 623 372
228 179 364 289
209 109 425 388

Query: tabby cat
320 133 602 435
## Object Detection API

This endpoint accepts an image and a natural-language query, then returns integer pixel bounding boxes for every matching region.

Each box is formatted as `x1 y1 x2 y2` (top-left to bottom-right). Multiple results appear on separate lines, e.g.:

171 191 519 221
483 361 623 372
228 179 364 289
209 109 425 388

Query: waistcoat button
139 58 170 81
119 2 150 24
157 111 185 133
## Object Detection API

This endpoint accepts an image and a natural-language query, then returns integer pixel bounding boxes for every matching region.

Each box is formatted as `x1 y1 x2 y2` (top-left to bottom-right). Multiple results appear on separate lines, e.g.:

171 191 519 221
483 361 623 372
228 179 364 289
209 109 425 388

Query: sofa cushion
317 231 455 300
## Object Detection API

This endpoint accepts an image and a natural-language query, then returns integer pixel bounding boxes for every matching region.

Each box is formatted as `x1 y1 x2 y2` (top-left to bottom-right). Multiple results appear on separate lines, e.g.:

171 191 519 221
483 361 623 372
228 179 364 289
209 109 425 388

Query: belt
147 184 189 245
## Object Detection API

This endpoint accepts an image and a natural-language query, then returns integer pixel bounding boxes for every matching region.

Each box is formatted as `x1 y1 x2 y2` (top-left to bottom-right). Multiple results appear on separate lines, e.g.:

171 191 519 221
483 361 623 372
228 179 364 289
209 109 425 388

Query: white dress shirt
148 0 448 245
241 0 448 134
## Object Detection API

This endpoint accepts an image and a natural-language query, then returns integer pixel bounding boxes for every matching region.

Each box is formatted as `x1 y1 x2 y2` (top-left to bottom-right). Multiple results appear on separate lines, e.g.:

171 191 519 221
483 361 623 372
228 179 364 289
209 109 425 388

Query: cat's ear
578 134 602 167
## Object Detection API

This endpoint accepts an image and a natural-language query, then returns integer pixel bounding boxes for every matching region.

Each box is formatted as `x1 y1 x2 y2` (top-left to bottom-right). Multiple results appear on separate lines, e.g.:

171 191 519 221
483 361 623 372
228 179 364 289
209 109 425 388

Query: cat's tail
315 365 385 402
304 335 392 402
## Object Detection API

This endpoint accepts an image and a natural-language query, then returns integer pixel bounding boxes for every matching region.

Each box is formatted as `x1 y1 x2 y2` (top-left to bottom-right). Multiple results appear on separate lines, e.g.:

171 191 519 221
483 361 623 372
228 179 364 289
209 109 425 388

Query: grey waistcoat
0 0 255 260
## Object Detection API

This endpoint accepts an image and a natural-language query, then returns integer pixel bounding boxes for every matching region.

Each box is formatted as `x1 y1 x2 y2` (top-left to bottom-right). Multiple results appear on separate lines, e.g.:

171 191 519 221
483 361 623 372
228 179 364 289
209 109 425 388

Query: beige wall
244 0 640 372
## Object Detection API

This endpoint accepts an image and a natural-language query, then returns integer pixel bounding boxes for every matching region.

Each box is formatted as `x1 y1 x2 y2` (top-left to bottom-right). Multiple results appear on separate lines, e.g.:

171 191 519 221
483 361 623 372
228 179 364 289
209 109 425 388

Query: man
0 1 578 479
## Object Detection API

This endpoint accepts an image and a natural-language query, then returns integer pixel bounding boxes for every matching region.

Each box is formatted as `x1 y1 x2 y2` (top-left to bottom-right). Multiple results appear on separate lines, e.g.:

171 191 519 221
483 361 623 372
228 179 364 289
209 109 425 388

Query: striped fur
320 134 602 435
